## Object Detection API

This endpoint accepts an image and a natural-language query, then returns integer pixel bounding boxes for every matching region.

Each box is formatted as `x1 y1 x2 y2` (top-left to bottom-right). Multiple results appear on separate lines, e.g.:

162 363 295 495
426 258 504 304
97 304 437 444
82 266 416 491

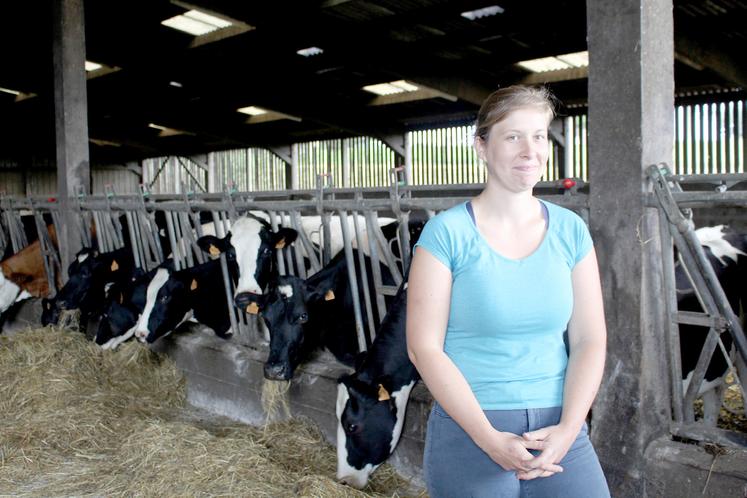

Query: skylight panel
517 51 589 73
461 5 504 21
85 61 102 71
0 86 21 96
362 80 419 96
297 47 324 57
162 9 232 36
237 106 267 116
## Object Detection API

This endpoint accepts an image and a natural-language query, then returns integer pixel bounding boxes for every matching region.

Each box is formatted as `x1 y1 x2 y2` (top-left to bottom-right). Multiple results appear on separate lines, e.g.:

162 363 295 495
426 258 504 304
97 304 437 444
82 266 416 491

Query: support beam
674 34 747 88
53 0 90 275
586 0 674 496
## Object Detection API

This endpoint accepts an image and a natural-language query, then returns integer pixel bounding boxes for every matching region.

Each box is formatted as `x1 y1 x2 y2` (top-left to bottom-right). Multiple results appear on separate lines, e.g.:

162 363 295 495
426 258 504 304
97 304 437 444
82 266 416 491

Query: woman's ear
475 136 487 163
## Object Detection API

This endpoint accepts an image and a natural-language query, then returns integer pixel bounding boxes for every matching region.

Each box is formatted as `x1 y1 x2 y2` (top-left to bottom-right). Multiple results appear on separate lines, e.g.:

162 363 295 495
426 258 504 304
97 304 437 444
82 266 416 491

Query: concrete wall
150 324 429 491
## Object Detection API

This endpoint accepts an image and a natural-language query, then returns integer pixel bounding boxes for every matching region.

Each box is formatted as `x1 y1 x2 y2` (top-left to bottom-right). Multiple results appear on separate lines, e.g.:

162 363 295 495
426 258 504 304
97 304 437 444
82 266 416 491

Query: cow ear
377 384 391 401
273 228 298 249
190 278 198 291
197 235 227 259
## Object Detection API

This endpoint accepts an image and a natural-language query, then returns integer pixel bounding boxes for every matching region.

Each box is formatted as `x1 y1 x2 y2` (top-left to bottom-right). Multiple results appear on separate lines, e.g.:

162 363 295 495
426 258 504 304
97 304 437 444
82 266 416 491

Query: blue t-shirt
414 200 593 410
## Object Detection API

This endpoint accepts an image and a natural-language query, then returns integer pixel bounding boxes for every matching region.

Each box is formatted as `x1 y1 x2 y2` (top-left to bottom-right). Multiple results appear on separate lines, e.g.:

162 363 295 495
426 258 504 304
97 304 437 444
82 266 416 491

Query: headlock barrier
2 169 746 448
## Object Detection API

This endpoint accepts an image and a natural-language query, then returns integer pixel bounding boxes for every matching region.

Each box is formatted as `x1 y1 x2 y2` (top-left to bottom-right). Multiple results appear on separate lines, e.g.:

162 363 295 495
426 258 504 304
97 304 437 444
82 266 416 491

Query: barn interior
0 0 744 168
1 1 746 497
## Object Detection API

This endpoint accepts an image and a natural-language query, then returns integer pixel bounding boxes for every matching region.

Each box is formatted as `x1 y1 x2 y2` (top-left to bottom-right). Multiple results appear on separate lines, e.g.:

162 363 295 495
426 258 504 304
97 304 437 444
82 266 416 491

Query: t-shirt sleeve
414 214 453 271
573 215 593 265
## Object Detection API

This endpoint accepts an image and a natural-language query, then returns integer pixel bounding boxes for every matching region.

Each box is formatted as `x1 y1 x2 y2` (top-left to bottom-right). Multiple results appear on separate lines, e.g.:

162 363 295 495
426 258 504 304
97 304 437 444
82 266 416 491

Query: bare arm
406 247 561 474
519 248 607 479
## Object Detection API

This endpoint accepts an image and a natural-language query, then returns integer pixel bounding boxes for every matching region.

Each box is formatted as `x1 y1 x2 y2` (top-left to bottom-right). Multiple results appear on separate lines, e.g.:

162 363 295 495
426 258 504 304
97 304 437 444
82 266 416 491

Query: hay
261 379 291 424
0 327 424 497
57 309 81 331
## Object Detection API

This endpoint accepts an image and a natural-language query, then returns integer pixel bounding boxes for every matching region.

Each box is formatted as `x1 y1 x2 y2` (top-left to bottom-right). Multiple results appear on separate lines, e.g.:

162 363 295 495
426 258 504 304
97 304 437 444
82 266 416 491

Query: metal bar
290 210 321 274
219 252 239 337
164 212 181 271
364 210 388 324
337 209 367 353
352 210 376 343
124 211 142 269
659 210 684 423
267 210 287 276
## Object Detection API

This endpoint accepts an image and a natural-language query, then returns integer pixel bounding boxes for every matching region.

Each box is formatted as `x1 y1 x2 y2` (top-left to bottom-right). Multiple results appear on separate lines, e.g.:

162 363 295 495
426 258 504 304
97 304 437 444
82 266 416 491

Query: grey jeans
424 404 610 498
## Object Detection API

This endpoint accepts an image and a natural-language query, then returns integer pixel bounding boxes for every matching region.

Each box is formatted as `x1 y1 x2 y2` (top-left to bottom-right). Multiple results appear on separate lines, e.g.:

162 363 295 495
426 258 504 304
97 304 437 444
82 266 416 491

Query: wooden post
53 0 90 276
587 0 674 495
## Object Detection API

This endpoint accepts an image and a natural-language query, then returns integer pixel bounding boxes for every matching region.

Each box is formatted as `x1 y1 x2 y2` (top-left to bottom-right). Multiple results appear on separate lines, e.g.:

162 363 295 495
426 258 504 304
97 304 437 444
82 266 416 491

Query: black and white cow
677 225 746 425
259 249 395 381
196 214 297 314
95 265 163 349
133 256 239 343
41 246 135 327
336 282 418 489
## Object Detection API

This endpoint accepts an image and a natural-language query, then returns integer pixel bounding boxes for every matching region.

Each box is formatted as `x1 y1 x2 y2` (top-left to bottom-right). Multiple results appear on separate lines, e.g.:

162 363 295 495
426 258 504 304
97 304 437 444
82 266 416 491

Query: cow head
260 274 334 380
95 269 149 347
134 267 193 343
335 374 415 489
220 216 297 312
42 247 130 326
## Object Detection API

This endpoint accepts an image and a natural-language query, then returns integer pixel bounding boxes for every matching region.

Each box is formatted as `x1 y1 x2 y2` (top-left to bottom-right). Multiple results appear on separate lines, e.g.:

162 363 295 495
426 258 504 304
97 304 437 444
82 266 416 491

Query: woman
406 85 609 498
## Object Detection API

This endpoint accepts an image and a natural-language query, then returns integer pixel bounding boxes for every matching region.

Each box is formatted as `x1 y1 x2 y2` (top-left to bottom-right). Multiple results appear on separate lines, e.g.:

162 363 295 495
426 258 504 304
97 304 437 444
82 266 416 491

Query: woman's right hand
480 429 564 475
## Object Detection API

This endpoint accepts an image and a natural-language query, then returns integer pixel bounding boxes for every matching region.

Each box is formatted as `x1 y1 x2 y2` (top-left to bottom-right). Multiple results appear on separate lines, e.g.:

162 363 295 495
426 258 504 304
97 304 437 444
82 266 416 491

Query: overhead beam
674 33 747 88
401 76 491 106
519 66 589 85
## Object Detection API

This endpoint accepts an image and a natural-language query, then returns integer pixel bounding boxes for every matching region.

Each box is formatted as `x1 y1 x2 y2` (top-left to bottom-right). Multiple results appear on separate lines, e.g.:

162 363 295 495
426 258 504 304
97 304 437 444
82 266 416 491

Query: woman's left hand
515 424 579 480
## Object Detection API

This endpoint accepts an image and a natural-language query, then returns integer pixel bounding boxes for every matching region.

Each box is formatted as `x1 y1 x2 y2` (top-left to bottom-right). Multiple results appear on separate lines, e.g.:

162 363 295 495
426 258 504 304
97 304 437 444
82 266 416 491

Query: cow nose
264 362 290 381
337 474 367 489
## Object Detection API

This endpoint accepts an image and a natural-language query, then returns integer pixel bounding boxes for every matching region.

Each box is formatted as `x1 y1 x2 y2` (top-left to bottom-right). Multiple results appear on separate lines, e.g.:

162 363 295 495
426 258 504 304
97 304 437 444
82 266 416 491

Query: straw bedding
0 327 425 497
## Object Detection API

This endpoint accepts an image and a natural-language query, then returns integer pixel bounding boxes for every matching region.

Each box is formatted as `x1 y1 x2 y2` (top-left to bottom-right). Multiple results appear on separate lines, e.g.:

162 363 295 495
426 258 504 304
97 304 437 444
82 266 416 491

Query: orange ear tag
377 384 391 401
110 260 119 272
190 279 198 291
275 239 286 249
209 244 220 257
246 302 259 314
324 290 335 301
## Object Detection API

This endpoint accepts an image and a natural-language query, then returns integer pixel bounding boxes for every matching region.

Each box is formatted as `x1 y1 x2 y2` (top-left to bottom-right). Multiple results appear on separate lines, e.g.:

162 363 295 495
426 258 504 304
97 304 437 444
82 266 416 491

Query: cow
0 224 59 318
336 282 418 489
677 225 747 425
133 256 239 343
95 266 162 349
195 214 298 313
41 246 135 327
259 248 395 381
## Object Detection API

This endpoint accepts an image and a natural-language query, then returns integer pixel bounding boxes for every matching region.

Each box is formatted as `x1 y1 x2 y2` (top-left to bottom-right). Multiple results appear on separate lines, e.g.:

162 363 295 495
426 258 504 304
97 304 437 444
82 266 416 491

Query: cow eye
298 312 309 323
263 247 272 255
345 423 358 434
159 295 168 304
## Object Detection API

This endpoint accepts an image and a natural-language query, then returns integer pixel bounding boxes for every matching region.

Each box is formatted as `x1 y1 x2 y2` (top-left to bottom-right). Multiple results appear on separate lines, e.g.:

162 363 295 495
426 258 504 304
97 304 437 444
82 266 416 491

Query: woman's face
476 106 550 193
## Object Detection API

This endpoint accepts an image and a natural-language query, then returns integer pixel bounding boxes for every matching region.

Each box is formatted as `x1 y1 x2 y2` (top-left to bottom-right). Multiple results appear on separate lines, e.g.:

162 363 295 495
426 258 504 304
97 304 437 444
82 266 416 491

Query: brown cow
0 225 59 315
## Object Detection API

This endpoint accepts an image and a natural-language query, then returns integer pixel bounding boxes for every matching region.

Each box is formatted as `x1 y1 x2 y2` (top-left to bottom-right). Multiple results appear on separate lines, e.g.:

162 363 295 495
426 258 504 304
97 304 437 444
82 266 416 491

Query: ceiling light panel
362 80 419 96
461 5 504 21
297 46 324 57
517 51 589 73
162 10 232 36
237 106 267 116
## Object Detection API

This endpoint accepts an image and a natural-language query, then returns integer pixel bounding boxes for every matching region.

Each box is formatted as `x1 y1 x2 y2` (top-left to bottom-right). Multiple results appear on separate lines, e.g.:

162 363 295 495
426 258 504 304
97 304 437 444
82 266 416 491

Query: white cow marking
232 217 265 296
278 285 293 298
77 253 90 263
0 272 21 314
135 268 170 339
696 225 746 266
335 384 377 489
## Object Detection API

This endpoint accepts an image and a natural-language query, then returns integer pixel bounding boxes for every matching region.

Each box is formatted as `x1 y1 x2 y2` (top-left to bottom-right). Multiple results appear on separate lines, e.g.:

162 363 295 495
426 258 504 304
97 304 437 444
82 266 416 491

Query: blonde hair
475 85 556 141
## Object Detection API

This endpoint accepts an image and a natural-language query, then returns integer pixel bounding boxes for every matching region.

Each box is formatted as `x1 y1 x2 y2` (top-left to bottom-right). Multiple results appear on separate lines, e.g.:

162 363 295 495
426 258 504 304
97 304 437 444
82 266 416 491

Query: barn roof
0 0 745 165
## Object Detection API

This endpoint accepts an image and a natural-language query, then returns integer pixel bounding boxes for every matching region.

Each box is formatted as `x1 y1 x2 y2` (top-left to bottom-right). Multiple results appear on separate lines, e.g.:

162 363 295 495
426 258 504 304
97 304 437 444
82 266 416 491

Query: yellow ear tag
324 289 335 301
377 384 390 401
275 239 286 249
246 302 259 314
110 260 119 272
209 244 220 257
190 279 198 291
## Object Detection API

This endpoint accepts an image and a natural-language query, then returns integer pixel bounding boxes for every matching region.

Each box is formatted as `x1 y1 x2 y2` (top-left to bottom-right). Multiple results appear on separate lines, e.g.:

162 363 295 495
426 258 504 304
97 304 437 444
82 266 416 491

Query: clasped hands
485 424 577 481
